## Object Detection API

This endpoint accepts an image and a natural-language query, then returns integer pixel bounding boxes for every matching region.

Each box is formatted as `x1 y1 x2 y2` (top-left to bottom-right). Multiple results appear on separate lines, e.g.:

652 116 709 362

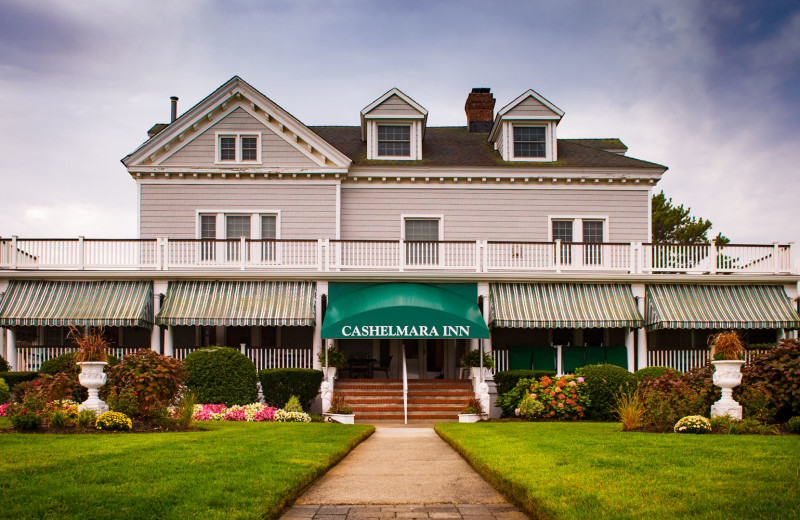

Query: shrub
740 338 800 421
615 389 645 431
737 382 776 424
0 357 9 372
494 370 557 397
674 415 711 433
317 347 347 368
534 375 590 419
259 368 323 411
106 386 140 418
107 349 186 414
639 365 719 427
786 416 800 434
328 395 353 415
0 372 38 393
10 409 44 430
175 391 198 428
575 364 637 420
76 408 96 429
461 396 484 415
496 377 534 417
96 411 132 431
517 393 544 420
711 416 780 435
184 346 257 406
284 395 304 413
8 394 47 430
462 350 494 370
12 373 80 404
634 366 673 382
0 378 9 403
49 408 69 427
274 409 311 422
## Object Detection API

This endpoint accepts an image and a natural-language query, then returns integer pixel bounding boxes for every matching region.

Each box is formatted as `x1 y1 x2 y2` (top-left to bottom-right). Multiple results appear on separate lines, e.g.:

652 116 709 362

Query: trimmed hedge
634 366 674 382
0 357 9 372
575 363 637 420
0 372 38 392
184 346 258 406
495 370 557 397
259 368 324 412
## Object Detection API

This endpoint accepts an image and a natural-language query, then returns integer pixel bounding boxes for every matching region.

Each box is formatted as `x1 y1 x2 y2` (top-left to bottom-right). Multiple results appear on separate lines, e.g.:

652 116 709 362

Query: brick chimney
465 88 495 133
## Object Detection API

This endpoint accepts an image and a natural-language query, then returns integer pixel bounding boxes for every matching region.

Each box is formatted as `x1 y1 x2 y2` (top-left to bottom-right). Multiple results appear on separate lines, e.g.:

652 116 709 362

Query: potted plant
70 327 110 414
318 347 347 380
708 330 746 419
458 396 487 423
323 394 355 424
463 349 494 382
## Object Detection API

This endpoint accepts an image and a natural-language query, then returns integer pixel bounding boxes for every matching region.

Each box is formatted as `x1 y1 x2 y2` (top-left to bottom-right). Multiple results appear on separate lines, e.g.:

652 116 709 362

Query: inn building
1 77 798 419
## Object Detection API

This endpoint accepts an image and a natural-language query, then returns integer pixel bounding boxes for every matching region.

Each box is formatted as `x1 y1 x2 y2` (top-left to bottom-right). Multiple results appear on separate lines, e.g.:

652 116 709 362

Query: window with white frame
404 218 439 265
198 212 279 263
513 126 546 158
261 215 277 261
582 220 604 266
216 133 261 163
551 218 608 266
378 125 411 157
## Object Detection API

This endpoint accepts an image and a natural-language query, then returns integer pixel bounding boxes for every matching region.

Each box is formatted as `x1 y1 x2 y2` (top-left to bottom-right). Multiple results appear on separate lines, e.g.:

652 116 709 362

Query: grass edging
434 424 551 520
267 425 375 519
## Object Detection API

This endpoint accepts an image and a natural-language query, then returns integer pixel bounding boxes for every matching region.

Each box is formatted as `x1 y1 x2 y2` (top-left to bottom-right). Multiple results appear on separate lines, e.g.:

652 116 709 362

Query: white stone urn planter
710 359 746 420
458 413 487 423
77 361 109 414
324 413 355 424
322 367 338 381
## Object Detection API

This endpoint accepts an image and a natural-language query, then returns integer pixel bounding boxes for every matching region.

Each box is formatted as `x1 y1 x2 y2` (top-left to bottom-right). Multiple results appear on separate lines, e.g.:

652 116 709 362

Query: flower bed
190 403 310 422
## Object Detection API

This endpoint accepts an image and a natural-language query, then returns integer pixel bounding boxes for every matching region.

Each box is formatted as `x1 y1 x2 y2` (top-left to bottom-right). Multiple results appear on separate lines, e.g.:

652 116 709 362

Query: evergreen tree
651 191 729 244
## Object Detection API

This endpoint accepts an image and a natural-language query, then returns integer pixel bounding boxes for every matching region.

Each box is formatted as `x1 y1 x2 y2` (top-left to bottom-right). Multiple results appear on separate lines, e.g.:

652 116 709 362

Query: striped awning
645 284 800 331
0 280 153 327
490 283 644 329
156 281 315 327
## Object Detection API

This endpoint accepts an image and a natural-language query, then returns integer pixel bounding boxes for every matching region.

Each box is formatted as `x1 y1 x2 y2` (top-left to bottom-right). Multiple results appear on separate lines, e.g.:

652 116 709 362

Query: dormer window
513 126 546 158
216 132 261 164
378 125 411 157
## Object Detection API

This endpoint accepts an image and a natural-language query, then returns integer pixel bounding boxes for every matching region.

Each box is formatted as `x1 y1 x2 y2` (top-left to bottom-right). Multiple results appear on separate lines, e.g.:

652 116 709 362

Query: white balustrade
246 347 313 371
14 346 147 371
646 348 773 373
490 349 509 375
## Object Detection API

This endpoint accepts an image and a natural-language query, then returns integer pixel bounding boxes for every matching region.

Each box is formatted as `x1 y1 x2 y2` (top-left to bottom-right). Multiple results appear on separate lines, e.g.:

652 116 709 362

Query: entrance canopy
490 283 644 329
156 280 315 327
645 284 800 332
0 280 153 328
321 283 489 339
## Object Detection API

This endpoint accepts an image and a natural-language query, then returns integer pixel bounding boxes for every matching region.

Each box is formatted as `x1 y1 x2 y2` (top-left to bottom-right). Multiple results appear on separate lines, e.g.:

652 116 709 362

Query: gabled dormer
360 88 428 161
488 89 564 162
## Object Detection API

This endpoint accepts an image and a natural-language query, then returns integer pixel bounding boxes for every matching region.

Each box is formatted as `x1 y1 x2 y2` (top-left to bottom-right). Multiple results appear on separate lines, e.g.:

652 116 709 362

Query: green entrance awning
0 280 153 328
321 283 489 339
490 283 644 328
645 284 800 332
156 281 315 327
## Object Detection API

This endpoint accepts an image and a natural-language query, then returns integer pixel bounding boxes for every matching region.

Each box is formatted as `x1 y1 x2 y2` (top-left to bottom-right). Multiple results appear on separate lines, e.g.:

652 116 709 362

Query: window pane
513 126 546 158
377 125 411 157
241 136 257 161
583 221 604 243
220 137 236 161
200 215 216 240
552 220 573 242
226 215 251 239
261 215 276 239
405 219 439 241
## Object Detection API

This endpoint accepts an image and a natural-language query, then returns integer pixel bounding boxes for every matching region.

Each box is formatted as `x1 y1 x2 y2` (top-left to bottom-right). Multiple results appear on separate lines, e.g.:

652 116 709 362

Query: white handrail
402 343 408 425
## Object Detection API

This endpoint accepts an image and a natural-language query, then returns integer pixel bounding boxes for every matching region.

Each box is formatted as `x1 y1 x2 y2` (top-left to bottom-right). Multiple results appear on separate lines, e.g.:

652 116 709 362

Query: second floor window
378 125 411 157
514 126 546 158
552 220 573 242
405 218 439 265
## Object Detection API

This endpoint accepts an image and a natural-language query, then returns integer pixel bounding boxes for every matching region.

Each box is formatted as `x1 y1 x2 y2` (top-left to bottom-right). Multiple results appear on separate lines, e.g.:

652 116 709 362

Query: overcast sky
0 0 798 245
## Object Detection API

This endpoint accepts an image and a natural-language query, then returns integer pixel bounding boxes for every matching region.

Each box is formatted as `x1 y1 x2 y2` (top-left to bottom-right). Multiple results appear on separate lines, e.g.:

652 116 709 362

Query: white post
556 345 563 377
78 236 85 269
240 342 246 355
402 343 408 425
554 239 562 273
0 326 6 367
313 282 327 370
150 293 162 354
625 327 635 373
164 326 174 357
7 328 17 371
632 284 648 370
479 283 491 354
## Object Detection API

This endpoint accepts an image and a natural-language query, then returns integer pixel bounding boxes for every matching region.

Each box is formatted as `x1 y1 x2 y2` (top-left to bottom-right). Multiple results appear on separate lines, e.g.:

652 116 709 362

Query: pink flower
514 408 521 416
34 382 40 386
558 403 564 408
577 377 584 383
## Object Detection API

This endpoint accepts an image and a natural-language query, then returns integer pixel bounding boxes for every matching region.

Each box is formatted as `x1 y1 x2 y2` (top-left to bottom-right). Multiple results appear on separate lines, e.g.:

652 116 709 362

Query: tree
651 191 729 244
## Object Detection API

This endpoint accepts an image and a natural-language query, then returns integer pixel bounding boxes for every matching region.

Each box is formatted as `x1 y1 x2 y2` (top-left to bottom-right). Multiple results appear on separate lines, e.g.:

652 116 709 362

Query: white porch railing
1 237 795 275
246 347 313 371
646 348 773 373
14 346 147 372
491 349 509 375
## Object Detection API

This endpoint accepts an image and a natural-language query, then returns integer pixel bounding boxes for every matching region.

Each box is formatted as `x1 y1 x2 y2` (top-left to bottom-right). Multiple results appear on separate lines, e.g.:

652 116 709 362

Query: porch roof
645 284 800 332
0 280 153 328
489 283 643 329
156 280 315 327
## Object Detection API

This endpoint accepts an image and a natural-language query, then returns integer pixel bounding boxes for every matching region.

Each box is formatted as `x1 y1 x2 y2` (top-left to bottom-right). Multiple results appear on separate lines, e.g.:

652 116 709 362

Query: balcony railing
1 236 795 275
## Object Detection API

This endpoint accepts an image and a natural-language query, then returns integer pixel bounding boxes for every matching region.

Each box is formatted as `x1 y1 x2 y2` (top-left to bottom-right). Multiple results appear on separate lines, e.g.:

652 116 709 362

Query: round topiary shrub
576 363 637 420
184 346 258 406
634 366 674 382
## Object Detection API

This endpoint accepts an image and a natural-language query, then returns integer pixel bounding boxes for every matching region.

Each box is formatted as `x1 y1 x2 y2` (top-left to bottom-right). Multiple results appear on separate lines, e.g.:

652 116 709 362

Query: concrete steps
334 378 473 422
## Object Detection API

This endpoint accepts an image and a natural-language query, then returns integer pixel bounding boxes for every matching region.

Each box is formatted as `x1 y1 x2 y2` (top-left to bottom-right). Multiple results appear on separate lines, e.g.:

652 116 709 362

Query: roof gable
360 88 428 140
489 89 564 142
123 76 352 170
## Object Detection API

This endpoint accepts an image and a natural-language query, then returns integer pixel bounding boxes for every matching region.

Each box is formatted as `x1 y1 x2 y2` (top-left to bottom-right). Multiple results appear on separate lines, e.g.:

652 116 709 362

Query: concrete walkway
278 426 529 519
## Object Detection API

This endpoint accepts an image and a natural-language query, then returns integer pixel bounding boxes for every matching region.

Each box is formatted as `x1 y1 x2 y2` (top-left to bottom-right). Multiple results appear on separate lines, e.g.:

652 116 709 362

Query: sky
0 0 798 245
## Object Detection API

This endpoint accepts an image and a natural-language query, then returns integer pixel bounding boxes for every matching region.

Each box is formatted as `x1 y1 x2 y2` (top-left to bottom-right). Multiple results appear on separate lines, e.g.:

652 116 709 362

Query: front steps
334 378 473 422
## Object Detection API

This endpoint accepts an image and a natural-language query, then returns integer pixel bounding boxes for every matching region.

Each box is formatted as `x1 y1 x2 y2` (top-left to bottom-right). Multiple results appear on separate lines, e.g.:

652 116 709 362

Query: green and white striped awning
645 284 800 332
490 283 644 329
156 281 315 327
0 280 153 327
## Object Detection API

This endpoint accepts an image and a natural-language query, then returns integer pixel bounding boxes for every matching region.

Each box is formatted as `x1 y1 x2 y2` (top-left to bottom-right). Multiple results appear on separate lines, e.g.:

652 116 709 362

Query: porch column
7 327 17 371
0 326 6 365
625 327 636 373
777 329 786 341
632 284 648 370
164 325 174 358
150 292 162 354
313 281 327 370
478 283 491 353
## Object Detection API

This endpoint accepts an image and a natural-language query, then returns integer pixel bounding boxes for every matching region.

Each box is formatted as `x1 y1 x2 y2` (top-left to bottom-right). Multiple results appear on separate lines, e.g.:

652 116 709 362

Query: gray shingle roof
309 126 665 169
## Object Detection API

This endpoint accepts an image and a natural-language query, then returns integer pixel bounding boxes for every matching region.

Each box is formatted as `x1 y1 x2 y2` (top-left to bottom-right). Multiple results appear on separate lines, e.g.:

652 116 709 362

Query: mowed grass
436 422 800 520
0 421 373 520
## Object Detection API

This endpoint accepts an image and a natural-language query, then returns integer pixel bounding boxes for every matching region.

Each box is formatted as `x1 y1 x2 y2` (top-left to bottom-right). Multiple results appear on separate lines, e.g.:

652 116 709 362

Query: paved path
278 426 528 520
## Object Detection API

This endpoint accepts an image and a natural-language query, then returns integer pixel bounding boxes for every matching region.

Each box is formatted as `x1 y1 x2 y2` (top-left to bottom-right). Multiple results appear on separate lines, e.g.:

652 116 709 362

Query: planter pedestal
77 361 109 414
458 413 487 423
710 360 745 420
324 413 355 424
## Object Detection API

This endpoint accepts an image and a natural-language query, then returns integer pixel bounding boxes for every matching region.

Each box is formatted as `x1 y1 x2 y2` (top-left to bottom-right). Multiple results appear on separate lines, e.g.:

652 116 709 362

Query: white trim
548 215 610 242
214 131 262 165
503 122 557 162
401 214 445 241
136 181 142 239
361 88 428 117
647 187 653 243
488 89 564 144
341 183 652 192
335 182 342 240
195 210 282 240
367 120 422 161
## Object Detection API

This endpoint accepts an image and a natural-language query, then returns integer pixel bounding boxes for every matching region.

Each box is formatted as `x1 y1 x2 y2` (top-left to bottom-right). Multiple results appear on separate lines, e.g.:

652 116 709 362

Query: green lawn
436 422 800 520
0 421 373 520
